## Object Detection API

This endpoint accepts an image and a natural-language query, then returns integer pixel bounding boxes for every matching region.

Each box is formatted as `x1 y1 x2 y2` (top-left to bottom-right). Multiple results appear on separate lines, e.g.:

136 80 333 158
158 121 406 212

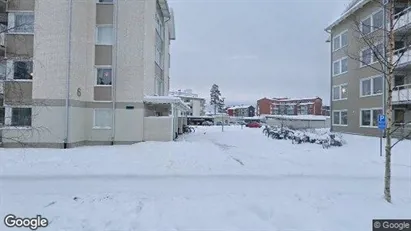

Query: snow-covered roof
326 0 370 31
228 105 253 110
143 95 190 111
276 97 319 102
264 115 329 121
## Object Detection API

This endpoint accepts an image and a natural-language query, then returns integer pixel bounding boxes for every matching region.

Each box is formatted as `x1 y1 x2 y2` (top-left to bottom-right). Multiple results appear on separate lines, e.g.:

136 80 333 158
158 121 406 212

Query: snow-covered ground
0 126 410 230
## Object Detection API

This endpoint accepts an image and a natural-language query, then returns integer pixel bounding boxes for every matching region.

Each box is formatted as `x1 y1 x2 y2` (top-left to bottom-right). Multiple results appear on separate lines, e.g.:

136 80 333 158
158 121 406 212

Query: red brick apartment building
257 97 323 116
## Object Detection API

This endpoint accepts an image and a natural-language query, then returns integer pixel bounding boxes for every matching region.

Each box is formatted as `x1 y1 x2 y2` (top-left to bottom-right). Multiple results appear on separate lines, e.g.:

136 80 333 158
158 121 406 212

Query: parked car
246 122 261 128
215 121 223 126
202 121 213 126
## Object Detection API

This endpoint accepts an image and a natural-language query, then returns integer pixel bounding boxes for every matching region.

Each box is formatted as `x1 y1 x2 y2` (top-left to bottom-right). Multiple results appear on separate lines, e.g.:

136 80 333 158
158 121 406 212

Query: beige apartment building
0 0 189 148
326 0 411 137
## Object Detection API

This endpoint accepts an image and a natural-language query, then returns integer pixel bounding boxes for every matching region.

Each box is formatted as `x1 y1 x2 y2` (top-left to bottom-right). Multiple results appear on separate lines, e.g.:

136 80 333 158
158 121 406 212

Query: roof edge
325 0 371 31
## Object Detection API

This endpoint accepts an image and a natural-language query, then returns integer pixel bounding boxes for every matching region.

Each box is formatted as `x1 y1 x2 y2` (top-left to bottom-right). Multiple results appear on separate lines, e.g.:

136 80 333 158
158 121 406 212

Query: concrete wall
143 116 172 141
266 118 331 129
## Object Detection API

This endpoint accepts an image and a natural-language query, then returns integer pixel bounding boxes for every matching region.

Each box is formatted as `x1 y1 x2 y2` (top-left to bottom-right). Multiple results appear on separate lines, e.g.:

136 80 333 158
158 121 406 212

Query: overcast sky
168 0 351 106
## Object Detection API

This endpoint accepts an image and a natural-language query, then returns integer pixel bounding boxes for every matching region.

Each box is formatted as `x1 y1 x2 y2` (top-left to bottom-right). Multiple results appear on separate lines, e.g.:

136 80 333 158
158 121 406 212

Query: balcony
393 47 411 68
393 7 411 32
392 84 411 104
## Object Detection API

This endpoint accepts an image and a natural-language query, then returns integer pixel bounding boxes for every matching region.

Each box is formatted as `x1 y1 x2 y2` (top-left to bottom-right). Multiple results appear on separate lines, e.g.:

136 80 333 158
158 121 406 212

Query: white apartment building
169 89 206 116
0 0 189 148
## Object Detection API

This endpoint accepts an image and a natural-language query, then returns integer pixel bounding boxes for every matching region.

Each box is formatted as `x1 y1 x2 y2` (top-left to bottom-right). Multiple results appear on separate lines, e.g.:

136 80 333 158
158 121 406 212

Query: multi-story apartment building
227 105 255 117
0 0 188 148
326 0 411 137
271 97 323 116
256 97 287 116
169 89 206 116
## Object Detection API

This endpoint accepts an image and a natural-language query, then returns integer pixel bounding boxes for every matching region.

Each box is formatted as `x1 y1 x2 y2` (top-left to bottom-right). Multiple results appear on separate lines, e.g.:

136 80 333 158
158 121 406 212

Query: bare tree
344 0 411 202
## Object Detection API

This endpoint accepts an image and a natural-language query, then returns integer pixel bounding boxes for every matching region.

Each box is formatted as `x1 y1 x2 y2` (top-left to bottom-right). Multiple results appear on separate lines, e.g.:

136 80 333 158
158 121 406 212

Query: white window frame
360 75 383 97
95 66 112 86
332 109 348 126
2 106 32 129
332 57 348 76
93 108 112 129
360 9 383 35
95 25 113 45
359 107 383 128
6 59 33 81
332 30 348 52
332 83 348 101
360 42 383 67
7 12 35 34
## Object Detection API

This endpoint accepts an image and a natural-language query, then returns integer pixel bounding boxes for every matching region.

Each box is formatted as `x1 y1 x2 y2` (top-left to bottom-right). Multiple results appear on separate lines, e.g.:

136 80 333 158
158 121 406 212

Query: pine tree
210 84 221 115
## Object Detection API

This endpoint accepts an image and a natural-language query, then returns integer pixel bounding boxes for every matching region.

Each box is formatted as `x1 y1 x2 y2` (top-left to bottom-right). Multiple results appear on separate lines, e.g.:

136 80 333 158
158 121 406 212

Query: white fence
265 115 331 129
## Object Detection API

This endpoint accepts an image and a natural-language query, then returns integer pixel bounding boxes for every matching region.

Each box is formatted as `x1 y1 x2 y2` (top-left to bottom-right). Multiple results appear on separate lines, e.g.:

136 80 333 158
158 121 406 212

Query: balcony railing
392 83 411 103
394 7 411 31
393 46 411 67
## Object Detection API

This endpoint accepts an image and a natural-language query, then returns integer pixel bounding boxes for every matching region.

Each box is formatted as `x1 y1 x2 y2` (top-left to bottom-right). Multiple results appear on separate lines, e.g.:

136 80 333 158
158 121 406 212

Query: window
341 58 348 73
361 10 383 34
332 110 348 126
332 84 348 101
361 17 372 34
9 13 34 33
361 43 384 66
93 109 112 128
14 61 33 80
333 61 340 76
11 108 31 127
332 31 348 51
394 110 405 124
360 108 382 127
333 57 348 76
361 48 372 65
286 105 294 115
333 36 340 51
96 26 113 45
372 10 383 30
360 76 383 96
299 106 308 115
96 68 112 85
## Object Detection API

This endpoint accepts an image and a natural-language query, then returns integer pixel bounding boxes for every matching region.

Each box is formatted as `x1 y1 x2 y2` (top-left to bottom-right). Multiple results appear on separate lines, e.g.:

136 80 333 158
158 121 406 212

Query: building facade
271 97 323 116
0 0 188 148
326 0 411 137
169 89 206 116
227 105 255 117
256 97 287 116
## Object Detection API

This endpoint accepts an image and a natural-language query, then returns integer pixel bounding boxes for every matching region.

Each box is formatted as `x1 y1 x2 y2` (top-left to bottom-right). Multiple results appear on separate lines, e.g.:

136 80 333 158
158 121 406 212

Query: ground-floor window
93 109 112 129
360 108 382 127
394 109 405 125
11 107 32 127
332 110 348 126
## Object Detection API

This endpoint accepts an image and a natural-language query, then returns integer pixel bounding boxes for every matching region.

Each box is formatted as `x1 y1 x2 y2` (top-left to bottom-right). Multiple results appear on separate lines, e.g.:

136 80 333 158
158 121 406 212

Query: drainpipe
64 0 73 149
111 0 119 145
325 28 333 131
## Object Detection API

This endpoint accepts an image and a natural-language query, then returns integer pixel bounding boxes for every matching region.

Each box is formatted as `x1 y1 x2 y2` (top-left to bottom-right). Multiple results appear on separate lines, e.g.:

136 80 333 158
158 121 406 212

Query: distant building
227 105 255 117
169 89 206 116
256 97 287 116
271 97 323 116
